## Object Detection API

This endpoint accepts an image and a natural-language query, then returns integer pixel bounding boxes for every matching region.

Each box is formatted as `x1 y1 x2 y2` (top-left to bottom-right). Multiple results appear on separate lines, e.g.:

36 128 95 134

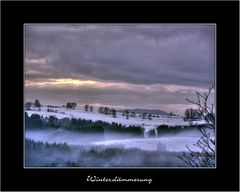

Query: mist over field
25 127 203 152
25 138 187 167
24 107 215 167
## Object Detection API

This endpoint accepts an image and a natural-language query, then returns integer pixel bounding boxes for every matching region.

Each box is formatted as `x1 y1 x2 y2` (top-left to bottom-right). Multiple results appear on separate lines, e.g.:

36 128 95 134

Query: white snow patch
26 106 206 131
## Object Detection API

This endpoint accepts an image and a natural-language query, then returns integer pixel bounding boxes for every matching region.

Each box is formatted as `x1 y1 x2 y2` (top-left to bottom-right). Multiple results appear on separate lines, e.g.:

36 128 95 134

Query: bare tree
179 85 215 167
111 108 116 118
34 99 41 110
186 85 215 128
66 102 77 110
148 113 152 120
124 110 129 119
71 102 76 110
90 106 93 112
25 102 33 110
104 107 110 114
130 112 136 117
84 104 89 111
99 106 104 113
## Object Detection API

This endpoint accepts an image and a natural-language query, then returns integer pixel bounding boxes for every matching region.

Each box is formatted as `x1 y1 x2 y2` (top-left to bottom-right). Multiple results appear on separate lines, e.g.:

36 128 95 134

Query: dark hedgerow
25 114 144 135
25 113 43 128
145 124 209 137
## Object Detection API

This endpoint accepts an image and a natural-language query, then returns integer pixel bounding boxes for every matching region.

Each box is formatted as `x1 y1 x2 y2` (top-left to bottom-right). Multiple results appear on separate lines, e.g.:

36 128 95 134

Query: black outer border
1 1 239 191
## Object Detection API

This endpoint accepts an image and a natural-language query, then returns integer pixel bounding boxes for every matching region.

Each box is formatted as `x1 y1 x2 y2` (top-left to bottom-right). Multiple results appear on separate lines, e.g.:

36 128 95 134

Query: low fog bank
25 139 187 167
25 128 144 145
25 127 215 152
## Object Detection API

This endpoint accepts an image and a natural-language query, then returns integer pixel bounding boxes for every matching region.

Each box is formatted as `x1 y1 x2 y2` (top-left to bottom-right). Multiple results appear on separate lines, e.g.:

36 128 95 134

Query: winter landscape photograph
24 24 215 168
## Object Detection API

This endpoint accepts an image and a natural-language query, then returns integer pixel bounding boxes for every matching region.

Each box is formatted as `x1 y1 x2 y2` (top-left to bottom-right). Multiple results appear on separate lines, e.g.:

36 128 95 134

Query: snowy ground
26 106 206 132
25 106 213 152
93 137 202 152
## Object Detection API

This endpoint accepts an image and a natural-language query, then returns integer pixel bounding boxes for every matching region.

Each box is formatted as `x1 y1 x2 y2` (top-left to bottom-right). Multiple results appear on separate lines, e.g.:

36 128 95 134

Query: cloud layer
25 24 215 114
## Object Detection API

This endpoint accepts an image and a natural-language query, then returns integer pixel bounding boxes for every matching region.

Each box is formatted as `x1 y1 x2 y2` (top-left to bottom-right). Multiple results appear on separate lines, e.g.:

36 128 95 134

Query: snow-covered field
25 106 211 152
93 137 202 152
26 106 206 132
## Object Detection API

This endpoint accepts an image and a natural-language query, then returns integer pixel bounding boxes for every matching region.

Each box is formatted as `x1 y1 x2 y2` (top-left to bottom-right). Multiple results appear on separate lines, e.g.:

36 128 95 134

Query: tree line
25 113 144 136
98 106 116 117
146 124 207 137
25 100 172 121
25 100 204 123
25 138 185 167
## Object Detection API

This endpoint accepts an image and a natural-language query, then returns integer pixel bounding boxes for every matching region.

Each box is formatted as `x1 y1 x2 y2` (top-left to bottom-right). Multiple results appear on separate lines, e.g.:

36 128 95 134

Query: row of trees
98 106 117 117
26 138 70 152
25 99 41 110
146 124 206 137
66 102 77 110
122 111 154 120
122 110 131 119
140 112 152 120
26 100 164 122
184 108 202 121
26 100 77 110
84 105 160 120
84 104 93 112
25 138 185 167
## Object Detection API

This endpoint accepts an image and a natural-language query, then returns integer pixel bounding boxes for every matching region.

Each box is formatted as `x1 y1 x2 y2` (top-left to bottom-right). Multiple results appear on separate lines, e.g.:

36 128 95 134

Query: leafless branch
179 85 215 167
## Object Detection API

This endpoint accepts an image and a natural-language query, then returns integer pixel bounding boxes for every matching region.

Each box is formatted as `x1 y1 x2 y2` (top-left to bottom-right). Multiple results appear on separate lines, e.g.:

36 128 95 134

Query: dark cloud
25 24 215 86
25 24 215 113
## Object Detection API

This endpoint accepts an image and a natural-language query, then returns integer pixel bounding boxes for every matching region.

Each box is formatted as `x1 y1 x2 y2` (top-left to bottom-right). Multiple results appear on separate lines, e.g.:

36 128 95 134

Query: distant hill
117 108 169 115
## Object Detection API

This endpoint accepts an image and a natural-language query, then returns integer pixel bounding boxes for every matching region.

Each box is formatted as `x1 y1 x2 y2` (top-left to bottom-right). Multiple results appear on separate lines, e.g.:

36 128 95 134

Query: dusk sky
25 24 215 115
